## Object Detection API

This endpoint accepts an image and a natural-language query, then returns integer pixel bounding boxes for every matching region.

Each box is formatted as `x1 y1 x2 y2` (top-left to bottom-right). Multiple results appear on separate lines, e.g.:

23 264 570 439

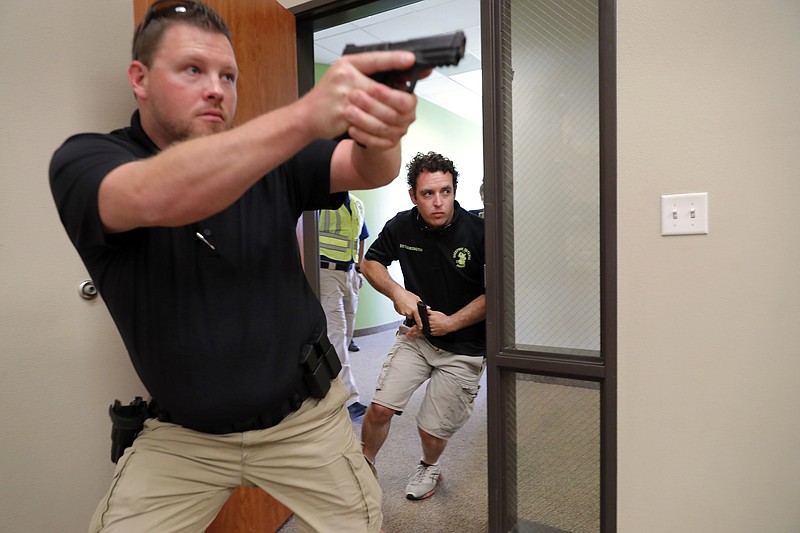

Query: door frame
292 0 423 296
291 2 617 531
482 0 617 531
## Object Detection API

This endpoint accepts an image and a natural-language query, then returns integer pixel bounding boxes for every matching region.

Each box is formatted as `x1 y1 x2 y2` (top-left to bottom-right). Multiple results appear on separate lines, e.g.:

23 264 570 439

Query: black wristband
355 265 361 273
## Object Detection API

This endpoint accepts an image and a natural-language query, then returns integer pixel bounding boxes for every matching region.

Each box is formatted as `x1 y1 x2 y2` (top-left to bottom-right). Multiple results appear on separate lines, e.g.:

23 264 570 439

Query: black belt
320 261 352 272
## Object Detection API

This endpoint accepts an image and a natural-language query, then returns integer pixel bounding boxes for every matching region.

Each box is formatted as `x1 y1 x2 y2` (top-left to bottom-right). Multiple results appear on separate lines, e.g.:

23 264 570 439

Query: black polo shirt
49 111 343 430
365 202 486 356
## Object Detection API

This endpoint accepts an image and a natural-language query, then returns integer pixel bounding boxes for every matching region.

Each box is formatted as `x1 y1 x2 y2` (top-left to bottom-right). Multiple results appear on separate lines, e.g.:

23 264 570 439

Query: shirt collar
414 201 461 233
129 110 160 155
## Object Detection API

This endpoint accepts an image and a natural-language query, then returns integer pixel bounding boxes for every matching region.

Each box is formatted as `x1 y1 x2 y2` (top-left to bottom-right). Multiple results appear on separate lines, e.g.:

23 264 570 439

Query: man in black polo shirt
360 151 486 501
48 2 421 531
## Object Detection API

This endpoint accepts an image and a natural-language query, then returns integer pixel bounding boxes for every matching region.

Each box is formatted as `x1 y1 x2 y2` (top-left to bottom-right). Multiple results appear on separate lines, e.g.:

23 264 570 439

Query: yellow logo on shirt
452 247 472 268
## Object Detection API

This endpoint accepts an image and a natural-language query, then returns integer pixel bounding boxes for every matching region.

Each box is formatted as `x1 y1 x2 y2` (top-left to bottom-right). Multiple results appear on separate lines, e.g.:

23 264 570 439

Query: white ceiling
313 0 482 124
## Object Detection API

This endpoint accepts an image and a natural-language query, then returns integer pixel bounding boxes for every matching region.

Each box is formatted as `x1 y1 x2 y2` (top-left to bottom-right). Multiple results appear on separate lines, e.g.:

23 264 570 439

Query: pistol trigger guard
403 65 429 93
389 74 418 93
403 74 419 93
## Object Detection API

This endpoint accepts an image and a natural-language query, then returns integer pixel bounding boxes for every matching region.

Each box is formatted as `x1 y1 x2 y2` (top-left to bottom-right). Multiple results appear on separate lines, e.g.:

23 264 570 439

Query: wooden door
132 1 298 531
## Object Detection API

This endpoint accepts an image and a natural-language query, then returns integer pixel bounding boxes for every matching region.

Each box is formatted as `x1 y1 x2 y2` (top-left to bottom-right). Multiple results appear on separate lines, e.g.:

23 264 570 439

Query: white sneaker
405 462 442 500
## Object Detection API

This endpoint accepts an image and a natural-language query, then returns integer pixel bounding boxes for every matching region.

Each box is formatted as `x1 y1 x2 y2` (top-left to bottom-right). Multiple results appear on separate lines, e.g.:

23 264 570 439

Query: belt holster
108 396 149 464
299 330 342 399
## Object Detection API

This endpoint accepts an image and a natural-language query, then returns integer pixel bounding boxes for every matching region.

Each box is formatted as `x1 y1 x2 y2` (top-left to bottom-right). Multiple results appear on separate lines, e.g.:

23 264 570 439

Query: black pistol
342 30 466 93
109 396 149 464
417 301 432 337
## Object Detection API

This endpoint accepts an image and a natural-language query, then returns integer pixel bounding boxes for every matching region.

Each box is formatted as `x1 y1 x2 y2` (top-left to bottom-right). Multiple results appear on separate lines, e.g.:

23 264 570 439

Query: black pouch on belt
299 329 342 399
108 396 149 464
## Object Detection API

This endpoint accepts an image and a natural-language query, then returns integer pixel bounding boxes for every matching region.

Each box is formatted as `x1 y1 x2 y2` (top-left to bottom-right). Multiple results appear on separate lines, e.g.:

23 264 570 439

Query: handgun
417 301 432 337
342 30 466 93
109 396 149 463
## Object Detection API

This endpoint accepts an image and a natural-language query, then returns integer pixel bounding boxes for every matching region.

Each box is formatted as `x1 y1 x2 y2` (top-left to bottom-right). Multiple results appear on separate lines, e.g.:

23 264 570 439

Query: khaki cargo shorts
371 326 485 440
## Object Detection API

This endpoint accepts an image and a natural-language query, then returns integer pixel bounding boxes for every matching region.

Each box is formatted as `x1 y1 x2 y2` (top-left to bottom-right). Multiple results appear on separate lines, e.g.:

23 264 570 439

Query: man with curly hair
360 151 486 501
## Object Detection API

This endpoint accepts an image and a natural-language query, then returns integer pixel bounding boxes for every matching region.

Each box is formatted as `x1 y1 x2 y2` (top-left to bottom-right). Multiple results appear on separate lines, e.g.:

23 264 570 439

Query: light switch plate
661 193 708 235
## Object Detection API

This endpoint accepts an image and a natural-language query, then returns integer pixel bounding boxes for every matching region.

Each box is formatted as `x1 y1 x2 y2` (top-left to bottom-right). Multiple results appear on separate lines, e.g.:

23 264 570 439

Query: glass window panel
507 374 601 533
503 0 600 355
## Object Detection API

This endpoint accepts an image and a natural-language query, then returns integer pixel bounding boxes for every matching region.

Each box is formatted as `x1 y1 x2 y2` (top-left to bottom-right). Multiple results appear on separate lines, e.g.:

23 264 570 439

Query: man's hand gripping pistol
342 30 467 93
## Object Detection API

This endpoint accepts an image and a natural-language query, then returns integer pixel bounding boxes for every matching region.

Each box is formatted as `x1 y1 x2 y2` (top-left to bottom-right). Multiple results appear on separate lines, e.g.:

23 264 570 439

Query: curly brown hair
405 152 459 192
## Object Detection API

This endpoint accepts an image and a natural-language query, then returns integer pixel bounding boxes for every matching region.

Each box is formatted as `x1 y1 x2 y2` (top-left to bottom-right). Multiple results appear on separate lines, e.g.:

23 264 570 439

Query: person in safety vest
319 192 370 419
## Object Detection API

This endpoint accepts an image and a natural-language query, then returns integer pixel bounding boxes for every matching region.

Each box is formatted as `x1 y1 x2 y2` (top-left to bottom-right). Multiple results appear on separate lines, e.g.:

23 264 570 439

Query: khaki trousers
319 268 361 405
89 380 381 533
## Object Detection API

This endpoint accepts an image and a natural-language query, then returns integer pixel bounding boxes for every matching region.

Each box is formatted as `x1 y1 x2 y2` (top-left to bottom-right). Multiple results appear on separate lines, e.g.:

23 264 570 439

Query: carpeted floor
277 326 489 533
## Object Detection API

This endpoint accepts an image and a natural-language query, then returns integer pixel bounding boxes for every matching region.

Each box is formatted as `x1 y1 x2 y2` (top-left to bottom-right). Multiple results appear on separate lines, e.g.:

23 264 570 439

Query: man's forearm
330 142 401 193
362 258 421 322
361 259 403 301
354 142 401 188
101 50 420 234
99 102 315 233
358 240 366 264
444 294 486 333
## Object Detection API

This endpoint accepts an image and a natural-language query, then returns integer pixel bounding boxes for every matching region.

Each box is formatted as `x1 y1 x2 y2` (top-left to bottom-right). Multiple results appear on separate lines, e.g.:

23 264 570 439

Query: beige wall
3 0 799 531
617 0 800 531
1 2 145 531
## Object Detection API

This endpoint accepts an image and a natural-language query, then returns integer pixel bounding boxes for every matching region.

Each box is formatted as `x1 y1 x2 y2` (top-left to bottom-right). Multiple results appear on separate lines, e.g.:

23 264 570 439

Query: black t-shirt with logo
49 111 343 430
365 202 486 356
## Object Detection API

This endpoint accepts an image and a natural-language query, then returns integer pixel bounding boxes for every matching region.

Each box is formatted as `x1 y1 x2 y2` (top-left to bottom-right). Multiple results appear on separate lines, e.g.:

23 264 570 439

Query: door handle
78 280 98 301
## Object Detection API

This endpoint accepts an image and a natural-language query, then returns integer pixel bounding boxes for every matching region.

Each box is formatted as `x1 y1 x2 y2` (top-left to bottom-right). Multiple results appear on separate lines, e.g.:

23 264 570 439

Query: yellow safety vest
319 194 365 263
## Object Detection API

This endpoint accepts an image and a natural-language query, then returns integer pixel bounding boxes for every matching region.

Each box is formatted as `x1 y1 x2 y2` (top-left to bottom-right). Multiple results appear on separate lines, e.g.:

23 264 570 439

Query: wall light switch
661 192 708 235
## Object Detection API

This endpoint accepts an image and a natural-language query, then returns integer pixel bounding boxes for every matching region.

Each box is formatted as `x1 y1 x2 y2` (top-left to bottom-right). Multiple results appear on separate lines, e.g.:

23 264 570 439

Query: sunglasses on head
133 0 202 53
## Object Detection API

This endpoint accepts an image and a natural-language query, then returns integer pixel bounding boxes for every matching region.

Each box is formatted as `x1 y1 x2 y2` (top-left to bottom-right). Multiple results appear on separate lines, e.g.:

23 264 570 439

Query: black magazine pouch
299 329 342 399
